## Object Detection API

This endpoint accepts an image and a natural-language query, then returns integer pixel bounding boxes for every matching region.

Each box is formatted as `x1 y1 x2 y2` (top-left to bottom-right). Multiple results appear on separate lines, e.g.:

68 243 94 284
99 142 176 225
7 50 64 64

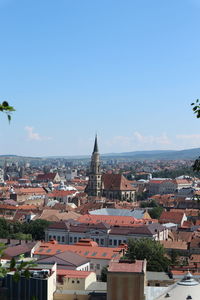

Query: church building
85 136 136 201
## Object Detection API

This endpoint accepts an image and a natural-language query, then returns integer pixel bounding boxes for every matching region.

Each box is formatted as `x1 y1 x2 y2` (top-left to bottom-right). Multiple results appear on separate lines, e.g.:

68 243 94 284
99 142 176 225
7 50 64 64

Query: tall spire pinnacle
93 135 99 153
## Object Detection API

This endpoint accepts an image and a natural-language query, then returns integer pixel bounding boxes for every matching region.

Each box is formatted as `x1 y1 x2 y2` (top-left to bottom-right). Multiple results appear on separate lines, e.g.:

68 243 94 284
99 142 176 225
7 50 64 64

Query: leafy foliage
191 100 200 171
22 219 50 240
101 265 108 282
170 249 180 265
193 156 200 172
191 99 200 118
149 206 164 219
152 166 198 179
0 218 50 240
140 200 159 208
140 200 163 219
136 191 149 201
126 238 170 272
0 101 15 122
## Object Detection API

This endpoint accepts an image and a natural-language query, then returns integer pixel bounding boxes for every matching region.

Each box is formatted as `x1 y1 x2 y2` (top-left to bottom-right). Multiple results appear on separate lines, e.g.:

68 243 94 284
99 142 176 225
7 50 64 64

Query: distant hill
101 148 200 160
1 148 200 161
44 148 200 160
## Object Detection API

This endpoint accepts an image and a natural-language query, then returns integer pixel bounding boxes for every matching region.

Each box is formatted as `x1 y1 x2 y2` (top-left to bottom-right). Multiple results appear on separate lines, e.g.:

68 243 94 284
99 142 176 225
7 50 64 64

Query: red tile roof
18 187 46 195
108 260 145 273
34 241 123 260
36 173 58 181
0 204 37 211
57 269 92 278
48 190 77 197
159 210 185 225
77 214 144 226
102 174 135 191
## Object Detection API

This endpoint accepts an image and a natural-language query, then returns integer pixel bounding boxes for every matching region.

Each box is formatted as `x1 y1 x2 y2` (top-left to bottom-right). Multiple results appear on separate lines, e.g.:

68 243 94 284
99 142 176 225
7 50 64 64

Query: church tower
85 135 102 197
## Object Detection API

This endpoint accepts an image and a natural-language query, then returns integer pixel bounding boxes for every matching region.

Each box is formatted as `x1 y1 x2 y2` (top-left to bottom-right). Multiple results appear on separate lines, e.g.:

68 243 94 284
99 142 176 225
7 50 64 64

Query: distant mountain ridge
0 147 200 161
101 148 200 160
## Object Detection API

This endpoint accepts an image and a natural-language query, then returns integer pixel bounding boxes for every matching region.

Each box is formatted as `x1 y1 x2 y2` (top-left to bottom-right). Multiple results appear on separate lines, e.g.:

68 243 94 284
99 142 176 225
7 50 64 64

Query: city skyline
1 0 200 156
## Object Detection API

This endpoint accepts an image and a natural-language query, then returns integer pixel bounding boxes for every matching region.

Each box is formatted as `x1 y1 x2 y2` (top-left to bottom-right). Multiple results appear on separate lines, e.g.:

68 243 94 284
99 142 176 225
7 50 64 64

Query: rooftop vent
186 296 192 300
165 293 170 298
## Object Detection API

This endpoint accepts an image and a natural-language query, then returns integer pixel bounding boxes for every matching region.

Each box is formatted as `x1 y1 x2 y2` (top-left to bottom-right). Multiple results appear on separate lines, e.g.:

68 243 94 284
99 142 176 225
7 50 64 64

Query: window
62 236 64 243
100 239 104 245
49 235 52 241
155 283 160 287
69 237 73 243
74 237 77 243
96 264 100 270
57 236 60 242
96 238 99 244
77 280 80 284
72 280 75 284
114 240 117 246
109 239 112 245
90 263 94 269
118 240 121 245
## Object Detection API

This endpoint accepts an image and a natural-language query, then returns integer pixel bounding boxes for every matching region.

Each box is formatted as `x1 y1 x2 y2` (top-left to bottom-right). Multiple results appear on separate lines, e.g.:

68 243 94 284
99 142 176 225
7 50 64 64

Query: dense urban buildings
1 138 200 299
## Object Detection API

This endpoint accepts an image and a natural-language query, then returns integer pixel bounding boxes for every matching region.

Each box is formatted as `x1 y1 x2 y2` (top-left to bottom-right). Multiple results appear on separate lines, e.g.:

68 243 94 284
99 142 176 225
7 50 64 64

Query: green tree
170 249 180 265
140 200 159 208
126 238 170 272
0 101 15 122
101 265 108 282
24 219 50 240
191 100 200 172
149 206 163 219
0 243 7 278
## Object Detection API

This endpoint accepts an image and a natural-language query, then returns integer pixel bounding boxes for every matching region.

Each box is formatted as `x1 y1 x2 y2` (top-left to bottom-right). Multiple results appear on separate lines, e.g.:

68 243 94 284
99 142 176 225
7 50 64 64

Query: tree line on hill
152 166 199 179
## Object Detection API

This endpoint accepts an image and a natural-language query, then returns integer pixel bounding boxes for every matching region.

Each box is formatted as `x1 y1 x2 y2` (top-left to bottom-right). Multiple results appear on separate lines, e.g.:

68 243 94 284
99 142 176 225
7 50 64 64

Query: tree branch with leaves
0 101 15 122
191 100 200 171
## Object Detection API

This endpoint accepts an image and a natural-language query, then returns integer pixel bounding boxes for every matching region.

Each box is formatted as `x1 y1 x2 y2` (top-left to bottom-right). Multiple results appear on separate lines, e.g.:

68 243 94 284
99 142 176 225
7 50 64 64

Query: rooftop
108 259 146 273
34 241 123 260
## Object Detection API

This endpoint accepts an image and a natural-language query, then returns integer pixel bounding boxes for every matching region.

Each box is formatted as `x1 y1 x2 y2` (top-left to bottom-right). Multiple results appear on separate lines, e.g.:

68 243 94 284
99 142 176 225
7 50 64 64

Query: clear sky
0 0 200 156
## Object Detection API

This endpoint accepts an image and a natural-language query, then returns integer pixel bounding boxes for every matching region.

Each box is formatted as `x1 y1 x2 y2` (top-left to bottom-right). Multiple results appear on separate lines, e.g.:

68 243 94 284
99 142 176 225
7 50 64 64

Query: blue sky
1 0 200 156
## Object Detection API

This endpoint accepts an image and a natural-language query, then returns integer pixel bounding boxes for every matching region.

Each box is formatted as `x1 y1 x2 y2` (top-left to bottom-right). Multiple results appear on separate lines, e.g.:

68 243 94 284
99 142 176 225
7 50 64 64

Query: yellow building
54 270 106 300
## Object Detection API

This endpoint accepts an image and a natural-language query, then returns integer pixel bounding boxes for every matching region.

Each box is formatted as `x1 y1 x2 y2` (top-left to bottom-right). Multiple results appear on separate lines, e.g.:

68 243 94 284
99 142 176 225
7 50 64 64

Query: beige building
107 259 146 300
54 270 106 300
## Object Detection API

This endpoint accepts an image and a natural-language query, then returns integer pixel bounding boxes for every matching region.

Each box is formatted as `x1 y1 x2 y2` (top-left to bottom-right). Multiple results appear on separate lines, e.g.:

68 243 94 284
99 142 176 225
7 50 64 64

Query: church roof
102 174 135 191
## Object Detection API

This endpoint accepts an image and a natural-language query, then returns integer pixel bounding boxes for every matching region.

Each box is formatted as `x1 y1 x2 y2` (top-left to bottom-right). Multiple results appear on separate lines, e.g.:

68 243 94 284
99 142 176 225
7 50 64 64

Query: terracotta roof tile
159 211 185 224
34 241 123 260
108 260 145 273
102 174 135 191
77 214 144 226
57 269 92 278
